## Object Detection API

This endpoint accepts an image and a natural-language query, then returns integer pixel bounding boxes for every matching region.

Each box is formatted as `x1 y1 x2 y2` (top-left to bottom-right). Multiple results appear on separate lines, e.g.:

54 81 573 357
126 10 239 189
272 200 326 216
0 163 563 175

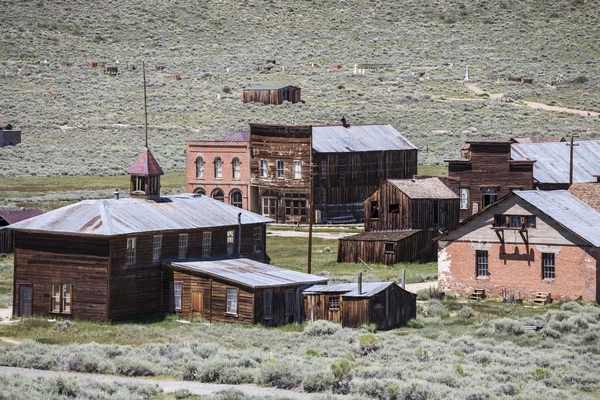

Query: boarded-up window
203 231 212 257
460 188 469 210
329 296 340 310
227 230 235 255
232 158 241 180
264 289 273 319
476 250 488 277
277 160 284 178
254 227 263 252
285 289 294 315
389 204 399 214
196 156 204 179
294 161 302 179
51 283 71 314
126 237 136 265
370 201 379 219
178 234 188 259
152 235 162 261
226 288 238 314
173 282 183 310
542 253 555 280
259 159 267 178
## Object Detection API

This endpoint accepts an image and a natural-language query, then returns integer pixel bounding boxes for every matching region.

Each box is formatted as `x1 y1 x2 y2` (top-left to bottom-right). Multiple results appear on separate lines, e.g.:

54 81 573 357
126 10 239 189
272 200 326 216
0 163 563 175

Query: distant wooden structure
303 281 416 329
105 66 118 76
0 208 44 253
59 61 72 67
242 85 301 105
87 62 98 68
0 124 21 147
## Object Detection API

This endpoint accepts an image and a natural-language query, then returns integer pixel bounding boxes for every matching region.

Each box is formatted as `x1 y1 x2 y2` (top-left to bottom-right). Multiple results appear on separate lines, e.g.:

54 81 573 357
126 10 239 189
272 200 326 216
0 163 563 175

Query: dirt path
0 366 314 398
404 281 437 294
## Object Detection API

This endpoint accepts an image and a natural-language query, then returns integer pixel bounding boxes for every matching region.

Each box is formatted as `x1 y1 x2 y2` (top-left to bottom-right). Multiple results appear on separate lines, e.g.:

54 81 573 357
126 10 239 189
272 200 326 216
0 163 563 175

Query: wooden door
191 291 203 319
19 285 32 318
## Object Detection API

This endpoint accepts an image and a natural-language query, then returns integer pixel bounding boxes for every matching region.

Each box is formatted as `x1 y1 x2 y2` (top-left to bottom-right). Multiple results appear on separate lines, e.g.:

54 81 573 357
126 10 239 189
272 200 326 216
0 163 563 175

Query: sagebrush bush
427 299 446 317
458 306 473 318
259 361 302 389
303 320 341 336
303 371 334 392
357 334 382 356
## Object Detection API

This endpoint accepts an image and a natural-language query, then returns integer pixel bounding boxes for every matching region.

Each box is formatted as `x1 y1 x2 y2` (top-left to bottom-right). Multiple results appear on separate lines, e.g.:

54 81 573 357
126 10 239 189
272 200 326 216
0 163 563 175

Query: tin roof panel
312 124 418 153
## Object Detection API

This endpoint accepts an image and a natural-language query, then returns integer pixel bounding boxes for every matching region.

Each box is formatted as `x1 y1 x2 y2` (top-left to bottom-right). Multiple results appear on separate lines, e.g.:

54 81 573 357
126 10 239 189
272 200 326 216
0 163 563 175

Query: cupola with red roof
127 147 164 200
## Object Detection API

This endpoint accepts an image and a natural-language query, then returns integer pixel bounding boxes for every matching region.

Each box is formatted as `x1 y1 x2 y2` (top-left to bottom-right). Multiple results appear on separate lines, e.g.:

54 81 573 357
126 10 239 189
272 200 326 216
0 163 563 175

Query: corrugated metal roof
312 124 418 153
171 258 327 288
0 208 44 225
9 194 273 236
387 178 458 199
221 131 250 142
127 147 164 176
303 282 395 297
515 190 600 246
339 230 421 242
245 84 299 90
511 141 600 184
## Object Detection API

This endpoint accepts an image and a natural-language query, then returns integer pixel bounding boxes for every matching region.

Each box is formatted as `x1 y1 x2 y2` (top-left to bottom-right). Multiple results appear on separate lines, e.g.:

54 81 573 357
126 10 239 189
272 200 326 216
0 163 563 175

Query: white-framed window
264 289 273 319
259 159 268 178
230 190 243 208
320 160 326 180
285 288 294 315
152 235 162 261
178 233 188 259
226 288 238 315
212 189 224 202
253 227 263 252
202 231 212 257
232 157 241 180
293 160 301 179
214 157 223 179
476 250 489 277
51 283 72 314
173 282 183 310
542 253 555 280
196 156 204 179
460 188 469 210
227 230 235 255
276 160 284 179
329 296 340 310
126 237 136 265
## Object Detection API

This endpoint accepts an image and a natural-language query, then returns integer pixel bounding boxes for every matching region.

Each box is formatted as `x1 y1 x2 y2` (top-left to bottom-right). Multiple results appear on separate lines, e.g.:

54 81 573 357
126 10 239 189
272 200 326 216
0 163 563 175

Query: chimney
114 189 120 200
358 272 363 295
341 116 350 128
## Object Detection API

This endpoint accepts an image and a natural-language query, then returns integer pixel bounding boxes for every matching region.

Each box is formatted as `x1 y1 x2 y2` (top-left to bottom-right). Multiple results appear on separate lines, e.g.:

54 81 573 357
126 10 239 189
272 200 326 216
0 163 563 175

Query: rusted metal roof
221 131 250 142
171 258 327 288
339 230 421 242
511 141 600 184
387 178 458 199
245 84 299 91
0 123 13 130
126 147 164 176
303 282 396 297
9 194 273 236
0 208 44 225
515 190 600 247
312 124 418 153
568 183 600 212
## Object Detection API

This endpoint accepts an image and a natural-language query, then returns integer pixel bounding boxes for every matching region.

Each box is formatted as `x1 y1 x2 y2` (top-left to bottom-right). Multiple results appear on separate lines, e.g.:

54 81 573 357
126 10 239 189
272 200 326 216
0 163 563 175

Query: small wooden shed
303 281 416 330
242 85 301 105
166 258 327 326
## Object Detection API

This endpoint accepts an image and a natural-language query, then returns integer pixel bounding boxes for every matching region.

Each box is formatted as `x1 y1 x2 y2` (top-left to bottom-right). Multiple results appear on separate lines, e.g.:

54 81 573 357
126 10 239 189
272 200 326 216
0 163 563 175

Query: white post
354 64 357 74
465 65 470 81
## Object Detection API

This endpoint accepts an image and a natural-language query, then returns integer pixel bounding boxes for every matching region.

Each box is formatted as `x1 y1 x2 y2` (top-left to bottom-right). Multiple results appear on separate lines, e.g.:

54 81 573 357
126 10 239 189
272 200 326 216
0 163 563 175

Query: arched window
230 190 243 208
193 188 206 195
214 157 223 179
232 158 241 180
212 189 224 202
195 156 204 179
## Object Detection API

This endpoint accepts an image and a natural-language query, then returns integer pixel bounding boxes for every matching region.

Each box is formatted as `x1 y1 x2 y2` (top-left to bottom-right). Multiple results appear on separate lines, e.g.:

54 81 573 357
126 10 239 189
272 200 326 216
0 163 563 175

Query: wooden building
303 281 416 329
242 85 301 105
438 190 600 303
446 141 535 221
0 123 21 147
0 208 44 254
186 122 418 222
338 178 459 264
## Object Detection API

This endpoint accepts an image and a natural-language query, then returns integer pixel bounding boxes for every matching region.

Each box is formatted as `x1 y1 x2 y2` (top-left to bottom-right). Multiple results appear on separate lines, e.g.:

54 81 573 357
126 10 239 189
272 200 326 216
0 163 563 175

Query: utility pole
567 132 580 187
143 61 148 148
307 133 314 274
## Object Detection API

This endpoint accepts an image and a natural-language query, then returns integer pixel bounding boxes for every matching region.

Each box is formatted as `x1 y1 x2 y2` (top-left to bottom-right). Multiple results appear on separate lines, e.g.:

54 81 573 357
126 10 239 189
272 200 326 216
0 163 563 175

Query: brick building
438 190 600 303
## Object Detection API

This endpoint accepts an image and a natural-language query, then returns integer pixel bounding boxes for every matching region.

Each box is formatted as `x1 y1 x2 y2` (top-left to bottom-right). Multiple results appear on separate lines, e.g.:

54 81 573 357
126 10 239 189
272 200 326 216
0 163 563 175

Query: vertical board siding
0 229 12 253
242 87 301 105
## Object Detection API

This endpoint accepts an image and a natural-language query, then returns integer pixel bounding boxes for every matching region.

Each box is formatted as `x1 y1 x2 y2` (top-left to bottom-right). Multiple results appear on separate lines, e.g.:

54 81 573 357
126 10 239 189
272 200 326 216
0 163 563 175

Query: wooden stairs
470 288 486 301
533 292 552 306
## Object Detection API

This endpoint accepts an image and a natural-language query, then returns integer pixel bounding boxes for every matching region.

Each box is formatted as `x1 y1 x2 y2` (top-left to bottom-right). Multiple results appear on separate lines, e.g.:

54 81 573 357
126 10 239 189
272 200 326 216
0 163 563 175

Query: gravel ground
0 366 316 399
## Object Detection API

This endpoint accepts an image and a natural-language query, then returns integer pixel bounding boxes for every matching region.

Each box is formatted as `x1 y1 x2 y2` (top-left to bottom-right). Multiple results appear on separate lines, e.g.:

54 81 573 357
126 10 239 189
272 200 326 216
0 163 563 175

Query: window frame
476 250 489 278
232 157 241 180
276 160 285 179
178 233 188 259
482 188 497 208
212 189 224 202
253 227 263 253
126 237 136 265
195 156 205 179
230 190 243 208
152 235 162 262
329 296 340 310
202 231 212 257
459 188 469 210
173 281 183 311
384 242 395 254
227 230 235 255
214 157 223 179
51 283 72 314
370 201 379 219
226 287 239 316
259 159 268 178
542 253 555 280
293 160 302 179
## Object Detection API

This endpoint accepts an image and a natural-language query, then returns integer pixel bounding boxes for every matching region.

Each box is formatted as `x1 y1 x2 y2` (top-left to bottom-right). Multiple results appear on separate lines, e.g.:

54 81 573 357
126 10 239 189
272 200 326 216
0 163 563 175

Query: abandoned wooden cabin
303 281 416 329
446 141 535 221
438 190 600 303
338 178 459 264
511 140 600 190
9 147 285 321
186 122 418 223
242 85 301 105
0 123 21 147
0 208 44 254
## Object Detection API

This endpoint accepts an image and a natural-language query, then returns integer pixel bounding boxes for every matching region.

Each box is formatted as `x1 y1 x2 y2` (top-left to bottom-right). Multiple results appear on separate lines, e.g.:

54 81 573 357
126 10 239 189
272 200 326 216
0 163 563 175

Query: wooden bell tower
127 147 164 200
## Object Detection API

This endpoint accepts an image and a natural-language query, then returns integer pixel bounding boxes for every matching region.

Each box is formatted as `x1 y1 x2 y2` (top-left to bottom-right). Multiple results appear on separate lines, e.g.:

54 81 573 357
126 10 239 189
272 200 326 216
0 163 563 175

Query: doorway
191 291 203 319
19 285 32 318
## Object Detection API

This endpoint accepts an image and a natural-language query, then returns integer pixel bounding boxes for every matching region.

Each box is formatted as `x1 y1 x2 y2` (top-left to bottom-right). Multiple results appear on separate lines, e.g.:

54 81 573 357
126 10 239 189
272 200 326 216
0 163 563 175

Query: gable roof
9 194 272 236
511 140 600 185
127 147 164 176
303 282 398 298
387 178 458 199
0 208 44 225
171 258 327 288
312 124 418 153
221 131 250 142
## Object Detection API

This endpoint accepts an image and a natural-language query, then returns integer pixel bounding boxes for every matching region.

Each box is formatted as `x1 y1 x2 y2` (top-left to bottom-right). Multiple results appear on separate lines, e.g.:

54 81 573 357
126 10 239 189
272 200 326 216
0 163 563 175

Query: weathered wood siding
314 150 418 221
254 286 307 325
0 228 12 253
304 292 346 323
13 232 109 320
242 87 301 105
